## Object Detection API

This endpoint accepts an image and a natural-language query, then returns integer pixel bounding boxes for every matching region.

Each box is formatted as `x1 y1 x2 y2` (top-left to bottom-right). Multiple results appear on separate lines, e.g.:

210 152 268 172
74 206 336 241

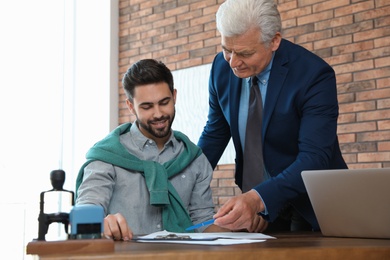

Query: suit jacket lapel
263 41 289 140
229 71 242 149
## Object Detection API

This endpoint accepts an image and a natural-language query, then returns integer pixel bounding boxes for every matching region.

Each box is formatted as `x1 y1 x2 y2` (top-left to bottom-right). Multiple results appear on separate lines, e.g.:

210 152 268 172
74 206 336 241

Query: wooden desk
33 232 390 260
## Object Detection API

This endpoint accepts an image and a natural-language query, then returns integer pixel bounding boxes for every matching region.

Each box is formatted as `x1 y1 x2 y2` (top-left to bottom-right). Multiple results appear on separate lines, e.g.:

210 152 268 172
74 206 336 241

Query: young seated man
76 59 227 240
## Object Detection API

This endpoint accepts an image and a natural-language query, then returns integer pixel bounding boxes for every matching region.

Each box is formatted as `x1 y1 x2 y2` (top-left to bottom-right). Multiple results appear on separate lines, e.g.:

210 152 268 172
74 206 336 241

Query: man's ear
126 99 134 114
173 89 177 105
271 32 282 52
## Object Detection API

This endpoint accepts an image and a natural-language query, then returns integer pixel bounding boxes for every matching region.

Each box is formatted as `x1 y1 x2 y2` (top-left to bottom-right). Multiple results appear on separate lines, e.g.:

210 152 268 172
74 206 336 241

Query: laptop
301 168 390 239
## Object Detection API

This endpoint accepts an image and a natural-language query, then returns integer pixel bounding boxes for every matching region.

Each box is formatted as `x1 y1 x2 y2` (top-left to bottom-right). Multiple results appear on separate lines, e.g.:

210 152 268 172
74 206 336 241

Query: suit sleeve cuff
251 188 268 215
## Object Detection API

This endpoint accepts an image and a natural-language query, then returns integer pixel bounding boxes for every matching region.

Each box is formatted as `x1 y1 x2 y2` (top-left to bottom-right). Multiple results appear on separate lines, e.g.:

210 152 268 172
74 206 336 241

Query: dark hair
122 59 174 100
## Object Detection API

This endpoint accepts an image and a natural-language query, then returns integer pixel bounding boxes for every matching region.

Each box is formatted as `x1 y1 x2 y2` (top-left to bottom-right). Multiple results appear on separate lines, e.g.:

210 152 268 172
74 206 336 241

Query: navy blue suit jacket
198 39 347 230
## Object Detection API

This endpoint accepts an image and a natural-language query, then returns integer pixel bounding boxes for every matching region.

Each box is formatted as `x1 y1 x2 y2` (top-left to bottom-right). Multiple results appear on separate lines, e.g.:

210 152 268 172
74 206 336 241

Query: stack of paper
134 230 276 245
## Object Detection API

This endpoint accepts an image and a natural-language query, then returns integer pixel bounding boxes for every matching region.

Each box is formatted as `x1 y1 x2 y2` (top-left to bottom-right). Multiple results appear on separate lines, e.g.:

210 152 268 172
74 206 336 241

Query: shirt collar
129 122 176 152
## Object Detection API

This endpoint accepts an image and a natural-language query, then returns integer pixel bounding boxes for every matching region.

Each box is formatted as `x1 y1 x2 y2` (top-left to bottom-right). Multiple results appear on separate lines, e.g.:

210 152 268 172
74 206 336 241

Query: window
0 0 118 258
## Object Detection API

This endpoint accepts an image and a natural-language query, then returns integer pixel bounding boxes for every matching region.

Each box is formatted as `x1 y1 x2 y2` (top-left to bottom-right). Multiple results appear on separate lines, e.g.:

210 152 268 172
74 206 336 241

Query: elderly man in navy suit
198 0 347 233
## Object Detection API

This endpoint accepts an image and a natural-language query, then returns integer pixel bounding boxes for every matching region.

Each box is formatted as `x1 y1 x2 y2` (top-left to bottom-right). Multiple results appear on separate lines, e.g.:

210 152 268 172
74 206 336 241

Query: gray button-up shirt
76 123 215 234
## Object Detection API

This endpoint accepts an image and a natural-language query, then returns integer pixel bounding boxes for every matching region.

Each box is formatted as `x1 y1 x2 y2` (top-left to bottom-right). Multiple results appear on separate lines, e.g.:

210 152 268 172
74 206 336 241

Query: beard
136 110 175 139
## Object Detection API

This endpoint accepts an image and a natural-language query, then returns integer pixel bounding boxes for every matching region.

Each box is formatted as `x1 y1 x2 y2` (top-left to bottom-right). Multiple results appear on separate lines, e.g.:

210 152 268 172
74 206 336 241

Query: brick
281 6 312 20
234 187 242 196
178 24 203 37
375 16 390 28
336 93 354 104
119 14 131 24
342 153 357 163
165 5 189 17
177 9 202 22
125 38 152 49
357 130 390 142
314 35 352 50
218 196 232 205
354 27 390 42
282 23 315 38
358 152 390 162
190 0 215 10
278 1 298 12
176 57 203 70
141 12 164 24
128 53 153 65
165 20 190 33
211 187 235 196
204 37 220 47
333 20 373 37
152 31 177 44
339 101 376 113
215 164 235 170
340 142 377 153
162 52 190 64
297 10 334 26
203 5 219 15
153 1 177 13
203 54 218 64
315 15 353 31
126 23 152 34
338 121 377 134
338 133 356 143
178 41 204 53
375 56 390 68
378 98 390 109
295 30 332 44
152 46 176 59
120 48 140 58
152 16 177 29
282 18 298 29
190 13 215 27
204 21 217 31
355 46 390 62
378 120 390 130
376 0 390 7
338 80 375 95
213 169 235 179
356 109 390 122
163 36 188 48
130 8 153 19
334 1 375 17
323 53 353 66
354 67 390 82
299 42 314 51
189 30 216 42
333 60 373 75
297 0 323 6
336 73 353 84
332 40 374 55
140 0 163 9
338 113 356 124
377 78 390 89
313 0 350 12
219 179 237 187
378 141 390 151
354 5 390 22
347 163 384 169
130 0 145 4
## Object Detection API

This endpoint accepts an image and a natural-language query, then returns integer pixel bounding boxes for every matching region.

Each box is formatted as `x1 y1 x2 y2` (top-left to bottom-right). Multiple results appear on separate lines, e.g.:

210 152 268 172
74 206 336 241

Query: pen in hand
185 219 215 231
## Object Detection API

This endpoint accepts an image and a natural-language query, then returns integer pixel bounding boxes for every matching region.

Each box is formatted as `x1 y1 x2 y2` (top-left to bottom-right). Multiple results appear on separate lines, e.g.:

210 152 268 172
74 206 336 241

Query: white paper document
134 230 276 245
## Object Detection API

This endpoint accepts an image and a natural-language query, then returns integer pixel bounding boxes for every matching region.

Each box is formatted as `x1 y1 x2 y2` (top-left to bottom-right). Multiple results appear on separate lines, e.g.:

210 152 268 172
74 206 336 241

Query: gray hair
216 0 282 45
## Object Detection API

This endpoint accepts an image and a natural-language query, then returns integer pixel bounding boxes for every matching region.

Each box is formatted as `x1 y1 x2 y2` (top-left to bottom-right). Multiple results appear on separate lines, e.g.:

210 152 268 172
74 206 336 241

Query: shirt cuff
251 188 268 215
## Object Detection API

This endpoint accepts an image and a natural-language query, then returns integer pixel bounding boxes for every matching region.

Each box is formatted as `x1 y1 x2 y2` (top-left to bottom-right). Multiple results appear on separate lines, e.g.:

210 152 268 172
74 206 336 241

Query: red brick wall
118 0 390 209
